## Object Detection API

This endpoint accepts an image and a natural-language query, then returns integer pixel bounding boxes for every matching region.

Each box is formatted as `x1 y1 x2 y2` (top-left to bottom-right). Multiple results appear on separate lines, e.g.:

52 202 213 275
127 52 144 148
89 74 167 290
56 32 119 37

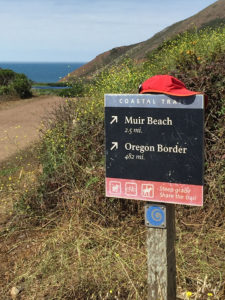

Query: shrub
0 85 10 95
0 69 16 85
58 80 85 97
11 73 32 98
0 69 32 99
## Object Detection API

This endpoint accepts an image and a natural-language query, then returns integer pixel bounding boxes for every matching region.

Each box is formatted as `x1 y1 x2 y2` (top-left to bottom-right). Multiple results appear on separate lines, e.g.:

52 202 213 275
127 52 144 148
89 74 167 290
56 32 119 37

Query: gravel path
0 96 65 162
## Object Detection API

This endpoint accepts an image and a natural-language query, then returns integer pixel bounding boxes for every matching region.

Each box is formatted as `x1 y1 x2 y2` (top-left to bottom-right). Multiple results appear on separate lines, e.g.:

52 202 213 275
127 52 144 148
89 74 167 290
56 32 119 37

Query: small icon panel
109 181 121 195
141 184 154 198
125 182 137 196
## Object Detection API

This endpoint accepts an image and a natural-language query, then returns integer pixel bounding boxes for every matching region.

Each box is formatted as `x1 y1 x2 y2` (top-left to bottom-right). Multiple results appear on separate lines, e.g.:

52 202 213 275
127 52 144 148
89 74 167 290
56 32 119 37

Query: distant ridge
62 0 225 81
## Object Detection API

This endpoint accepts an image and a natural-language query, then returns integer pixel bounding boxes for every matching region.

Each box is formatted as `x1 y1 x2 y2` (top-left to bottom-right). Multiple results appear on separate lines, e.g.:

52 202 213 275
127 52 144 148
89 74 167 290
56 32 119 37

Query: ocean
0 62 85 83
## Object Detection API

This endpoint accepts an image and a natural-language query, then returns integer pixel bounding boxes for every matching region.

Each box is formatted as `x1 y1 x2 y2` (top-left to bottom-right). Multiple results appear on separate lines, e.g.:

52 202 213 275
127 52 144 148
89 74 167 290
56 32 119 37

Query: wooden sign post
105 94 204 299
146 203 176 299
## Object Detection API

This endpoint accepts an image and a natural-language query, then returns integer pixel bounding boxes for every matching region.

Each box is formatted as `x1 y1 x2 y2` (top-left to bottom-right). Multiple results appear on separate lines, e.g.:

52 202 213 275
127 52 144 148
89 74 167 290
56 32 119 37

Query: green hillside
0 25 225 300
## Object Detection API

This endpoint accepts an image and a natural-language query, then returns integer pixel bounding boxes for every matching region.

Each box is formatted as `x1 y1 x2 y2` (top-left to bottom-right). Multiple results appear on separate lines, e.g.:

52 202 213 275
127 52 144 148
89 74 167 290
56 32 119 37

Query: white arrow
110 142 118 150
110 116 118 124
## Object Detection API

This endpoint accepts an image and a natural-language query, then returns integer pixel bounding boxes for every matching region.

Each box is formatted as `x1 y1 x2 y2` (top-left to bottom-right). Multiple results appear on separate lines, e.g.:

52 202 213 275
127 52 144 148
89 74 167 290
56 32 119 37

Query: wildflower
207 293 213 297
186 291 192 298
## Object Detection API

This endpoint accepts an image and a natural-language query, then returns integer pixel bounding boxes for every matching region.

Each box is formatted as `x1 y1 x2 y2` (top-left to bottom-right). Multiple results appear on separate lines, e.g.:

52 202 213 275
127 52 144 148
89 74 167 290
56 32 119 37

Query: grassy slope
0 26 225 299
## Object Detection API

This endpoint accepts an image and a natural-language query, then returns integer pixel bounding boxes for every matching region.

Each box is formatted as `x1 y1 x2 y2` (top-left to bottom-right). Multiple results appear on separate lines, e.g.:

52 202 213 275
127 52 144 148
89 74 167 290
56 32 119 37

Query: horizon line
0 61 86 64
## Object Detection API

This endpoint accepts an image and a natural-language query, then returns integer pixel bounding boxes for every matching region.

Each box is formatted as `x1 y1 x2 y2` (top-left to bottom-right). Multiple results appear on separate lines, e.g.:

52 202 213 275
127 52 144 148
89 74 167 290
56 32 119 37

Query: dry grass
1 211 147 299
1 200 224 299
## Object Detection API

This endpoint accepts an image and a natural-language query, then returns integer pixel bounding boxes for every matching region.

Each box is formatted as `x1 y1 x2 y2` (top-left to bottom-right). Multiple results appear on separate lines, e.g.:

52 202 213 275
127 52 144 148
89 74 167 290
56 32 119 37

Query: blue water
0 62 85 83
32 85 69 90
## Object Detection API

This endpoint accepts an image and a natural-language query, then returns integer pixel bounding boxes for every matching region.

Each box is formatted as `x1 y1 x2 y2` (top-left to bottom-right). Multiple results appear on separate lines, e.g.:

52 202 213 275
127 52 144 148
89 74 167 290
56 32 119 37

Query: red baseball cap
139 74 208 106
139 75 201 97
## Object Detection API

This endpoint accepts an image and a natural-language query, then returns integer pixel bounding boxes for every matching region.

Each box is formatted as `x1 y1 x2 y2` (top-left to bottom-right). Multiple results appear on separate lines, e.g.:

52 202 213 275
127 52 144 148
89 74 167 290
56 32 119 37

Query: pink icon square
125 182 137 196
141 184 154 198
110 181 121 195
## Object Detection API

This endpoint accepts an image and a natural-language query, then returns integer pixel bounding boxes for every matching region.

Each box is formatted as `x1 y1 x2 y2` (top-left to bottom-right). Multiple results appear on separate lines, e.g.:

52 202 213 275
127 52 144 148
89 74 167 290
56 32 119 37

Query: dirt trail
0 96 65 162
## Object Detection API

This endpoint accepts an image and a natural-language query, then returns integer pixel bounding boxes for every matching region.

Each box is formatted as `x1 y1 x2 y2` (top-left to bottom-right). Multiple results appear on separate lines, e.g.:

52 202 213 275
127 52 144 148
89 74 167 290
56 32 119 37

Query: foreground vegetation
0 26 225 299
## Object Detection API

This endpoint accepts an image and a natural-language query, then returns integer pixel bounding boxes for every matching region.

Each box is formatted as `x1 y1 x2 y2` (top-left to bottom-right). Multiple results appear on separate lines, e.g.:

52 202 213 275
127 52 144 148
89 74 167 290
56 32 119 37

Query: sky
0 0 217 63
